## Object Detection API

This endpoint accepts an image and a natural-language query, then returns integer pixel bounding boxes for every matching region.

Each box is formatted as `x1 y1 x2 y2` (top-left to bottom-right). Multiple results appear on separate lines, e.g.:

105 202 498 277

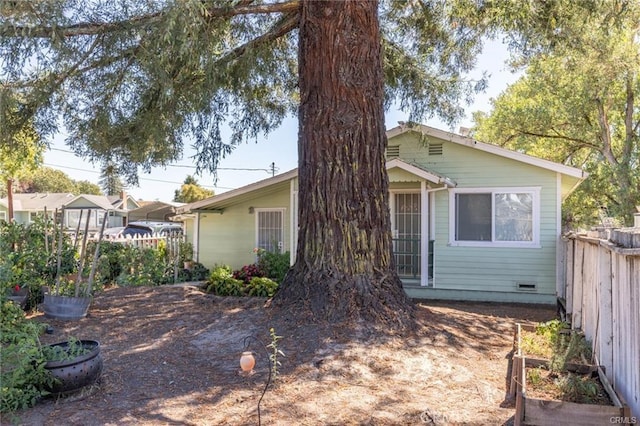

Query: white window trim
255 208 286 253
448 186 541 248
0 211 6 221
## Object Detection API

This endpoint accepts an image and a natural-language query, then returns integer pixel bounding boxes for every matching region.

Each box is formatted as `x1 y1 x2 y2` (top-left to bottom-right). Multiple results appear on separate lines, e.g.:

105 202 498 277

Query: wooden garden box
510 323 631 426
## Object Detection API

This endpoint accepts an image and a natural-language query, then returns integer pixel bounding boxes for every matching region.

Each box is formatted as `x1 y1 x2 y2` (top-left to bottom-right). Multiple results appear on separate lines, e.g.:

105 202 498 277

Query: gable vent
386 144 400 159
516 282 537 292
428 142 443 156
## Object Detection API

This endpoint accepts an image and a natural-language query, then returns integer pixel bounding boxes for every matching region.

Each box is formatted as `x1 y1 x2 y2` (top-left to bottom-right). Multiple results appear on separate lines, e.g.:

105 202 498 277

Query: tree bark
6 178 14 221
271 0 416 330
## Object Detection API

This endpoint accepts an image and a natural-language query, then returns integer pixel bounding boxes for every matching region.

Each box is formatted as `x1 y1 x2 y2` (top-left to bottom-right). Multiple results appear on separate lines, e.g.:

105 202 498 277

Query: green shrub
88 241 127 285
0 299 54 413
247 276 279 297
116 245 172 286
189 262 209 281
205 266 245 296
256 249 290 284
0 218 76 307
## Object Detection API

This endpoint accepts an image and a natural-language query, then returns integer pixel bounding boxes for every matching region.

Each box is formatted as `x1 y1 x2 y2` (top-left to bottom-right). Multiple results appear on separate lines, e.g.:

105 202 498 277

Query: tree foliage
4 166 102 196
0 89 46 218
99 161 124 196
173 175 213 203
473 0 640 226
1 0 488 183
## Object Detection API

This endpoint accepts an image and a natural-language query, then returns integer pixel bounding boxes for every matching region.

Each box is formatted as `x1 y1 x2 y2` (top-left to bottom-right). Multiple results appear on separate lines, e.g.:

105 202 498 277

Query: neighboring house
107 191 141 226
0 191 139 231
128 200 184 222
176 124 587 304
0 193 74 224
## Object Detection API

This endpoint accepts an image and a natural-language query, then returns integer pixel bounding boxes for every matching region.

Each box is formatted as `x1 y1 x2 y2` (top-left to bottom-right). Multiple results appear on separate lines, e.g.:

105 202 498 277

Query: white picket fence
563 228 640 417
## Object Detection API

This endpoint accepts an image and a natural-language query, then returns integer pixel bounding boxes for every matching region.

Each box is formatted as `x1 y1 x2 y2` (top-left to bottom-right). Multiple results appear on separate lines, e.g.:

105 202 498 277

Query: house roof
0 193 75 211
64 194 115 210
107 194 140 210
178 168 298 213
386 158 457 187
128 200 185 221
387 123 588 179
178 124 588 214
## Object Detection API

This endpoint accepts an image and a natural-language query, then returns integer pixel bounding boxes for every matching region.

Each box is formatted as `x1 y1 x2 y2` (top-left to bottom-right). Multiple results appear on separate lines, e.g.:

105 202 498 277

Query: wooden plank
598 365 624 408
571 242 584 329
523 397 625 426
523 357 598 375
598 247 614 380
514 355 525 426
565 238 574 321
630 256 640 417
510 354 520 399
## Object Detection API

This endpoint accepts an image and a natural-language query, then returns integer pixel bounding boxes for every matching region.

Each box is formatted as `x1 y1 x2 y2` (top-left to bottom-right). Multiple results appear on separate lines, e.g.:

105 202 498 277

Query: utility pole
270 162 276 177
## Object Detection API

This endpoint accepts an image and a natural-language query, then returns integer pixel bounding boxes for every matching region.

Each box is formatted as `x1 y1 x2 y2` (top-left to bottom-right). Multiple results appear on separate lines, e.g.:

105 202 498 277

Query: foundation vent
516 282 537 292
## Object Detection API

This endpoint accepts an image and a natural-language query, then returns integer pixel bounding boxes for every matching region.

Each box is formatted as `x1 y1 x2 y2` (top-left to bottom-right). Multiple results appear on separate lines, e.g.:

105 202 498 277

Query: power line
49 147 274 173
42 163 235 190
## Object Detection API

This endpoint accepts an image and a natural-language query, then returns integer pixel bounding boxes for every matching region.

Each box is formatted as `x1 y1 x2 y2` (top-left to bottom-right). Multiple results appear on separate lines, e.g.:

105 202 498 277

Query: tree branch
595 97 619 166
0 1 300 38
507 128 599 150
217 10 299 66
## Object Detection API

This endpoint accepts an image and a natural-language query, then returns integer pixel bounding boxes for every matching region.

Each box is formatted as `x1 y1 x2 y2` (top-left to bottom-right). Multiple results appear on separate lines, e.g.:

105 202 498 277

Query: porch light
240 351 255 374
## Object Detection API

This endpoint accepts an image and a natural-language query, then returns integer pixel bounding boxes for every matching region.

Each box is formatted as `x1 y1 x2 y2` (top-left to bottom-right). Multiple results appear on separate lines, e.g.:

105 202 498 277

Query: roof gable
387 124 587 179
64 194 114 210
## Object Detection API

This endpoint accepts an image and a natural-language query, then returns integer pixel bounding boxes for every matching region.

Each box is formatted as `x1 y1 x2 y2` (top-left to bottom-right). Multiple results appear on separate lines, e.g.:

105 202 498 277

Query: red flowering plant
232 263 266 284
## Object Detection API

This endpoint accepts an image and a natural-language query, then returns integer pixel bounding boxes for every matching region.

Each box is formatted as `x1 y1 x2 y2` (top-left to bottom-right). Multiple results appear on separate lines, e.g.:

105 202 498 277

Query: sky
43 39 521 203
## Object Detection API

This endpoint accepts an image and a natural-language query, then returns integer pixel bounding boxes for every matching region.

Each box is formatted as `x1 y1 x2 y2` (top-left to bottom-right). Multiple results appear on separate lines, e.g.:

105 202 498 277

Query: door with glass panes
391 193 421 279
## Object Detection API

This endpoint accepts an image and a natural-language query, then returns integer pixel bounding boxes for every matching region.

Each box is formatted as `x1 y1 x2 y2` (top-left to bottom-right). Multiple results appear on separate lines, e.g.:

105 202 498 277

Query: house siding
197 187 291 270
393 132 559 303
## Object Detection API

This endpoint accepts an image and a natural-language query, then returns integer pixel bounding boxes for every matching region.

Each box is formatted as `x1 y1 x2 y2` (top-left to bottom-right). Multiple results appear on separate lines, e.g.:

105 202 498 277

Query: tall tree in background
474 0 640 226
10 166 103 196
0 90 46 220
99 161 124 196
1 1 488 329
174 175 213 203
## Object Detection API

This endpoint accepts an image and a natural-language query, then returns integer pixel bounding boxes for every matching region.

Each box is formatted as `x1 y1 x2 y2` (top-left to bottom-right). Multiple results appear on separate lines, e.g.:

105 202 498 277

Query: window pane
456 193 491 241
495 193 533 241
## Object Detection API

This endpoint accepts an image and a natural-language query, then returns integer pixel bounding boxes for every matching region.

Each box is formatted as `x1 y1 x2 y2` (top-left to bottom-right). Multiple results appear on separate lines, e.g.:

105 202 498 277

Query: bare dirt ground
7 285 555 426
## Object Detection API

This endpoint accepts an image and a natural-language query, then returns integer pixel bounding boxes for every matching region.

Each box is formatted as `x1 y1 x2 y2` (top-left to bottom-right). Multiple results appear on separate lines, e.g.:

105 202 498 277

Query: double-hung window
450 187 540 247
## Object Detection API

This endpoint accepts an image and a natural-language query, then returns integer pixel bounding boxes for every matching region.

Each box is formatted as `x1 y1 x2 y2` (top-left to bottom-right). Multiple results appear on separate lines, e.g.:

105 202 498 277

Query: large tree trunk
272 0 416 330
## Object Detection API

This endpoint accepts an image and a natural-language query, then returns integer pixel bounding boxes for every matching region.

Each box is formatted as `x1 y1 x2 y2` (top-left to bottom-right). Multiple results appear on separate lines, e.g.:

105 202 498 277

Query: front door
392 193 421 280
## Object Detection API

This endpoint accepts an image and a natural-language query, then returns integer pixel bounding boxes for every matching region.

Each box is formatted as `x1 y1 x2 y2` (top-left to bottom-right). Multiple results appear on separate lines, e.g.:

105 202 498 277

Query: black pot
44 340 103 395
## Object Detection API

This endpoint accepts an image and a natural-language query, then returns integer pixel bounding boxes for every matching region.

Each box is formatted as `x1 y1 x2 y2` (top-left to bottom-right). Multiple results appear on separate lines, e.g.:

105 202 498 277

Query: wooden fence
562 228 640 417
95 233 183 260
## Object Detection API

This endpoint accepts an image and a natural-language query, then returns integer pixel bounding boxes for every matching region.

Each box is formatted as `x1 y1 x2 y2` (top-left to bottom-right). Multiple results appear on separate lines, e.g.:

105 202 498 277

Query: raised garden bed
510 322 630 425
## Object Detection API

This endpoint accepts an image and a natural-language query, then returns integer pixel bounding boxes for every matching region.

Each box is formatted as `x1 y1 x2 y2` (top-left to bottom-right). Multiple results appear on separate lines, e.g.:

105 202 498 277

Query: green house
177 124 587 304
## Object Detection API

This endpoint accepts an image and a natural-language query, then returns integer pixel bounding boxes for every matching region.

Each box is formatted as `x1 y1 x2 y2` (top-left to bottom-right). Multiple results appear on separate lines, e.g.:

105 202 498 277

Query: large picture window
450 188 540 247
